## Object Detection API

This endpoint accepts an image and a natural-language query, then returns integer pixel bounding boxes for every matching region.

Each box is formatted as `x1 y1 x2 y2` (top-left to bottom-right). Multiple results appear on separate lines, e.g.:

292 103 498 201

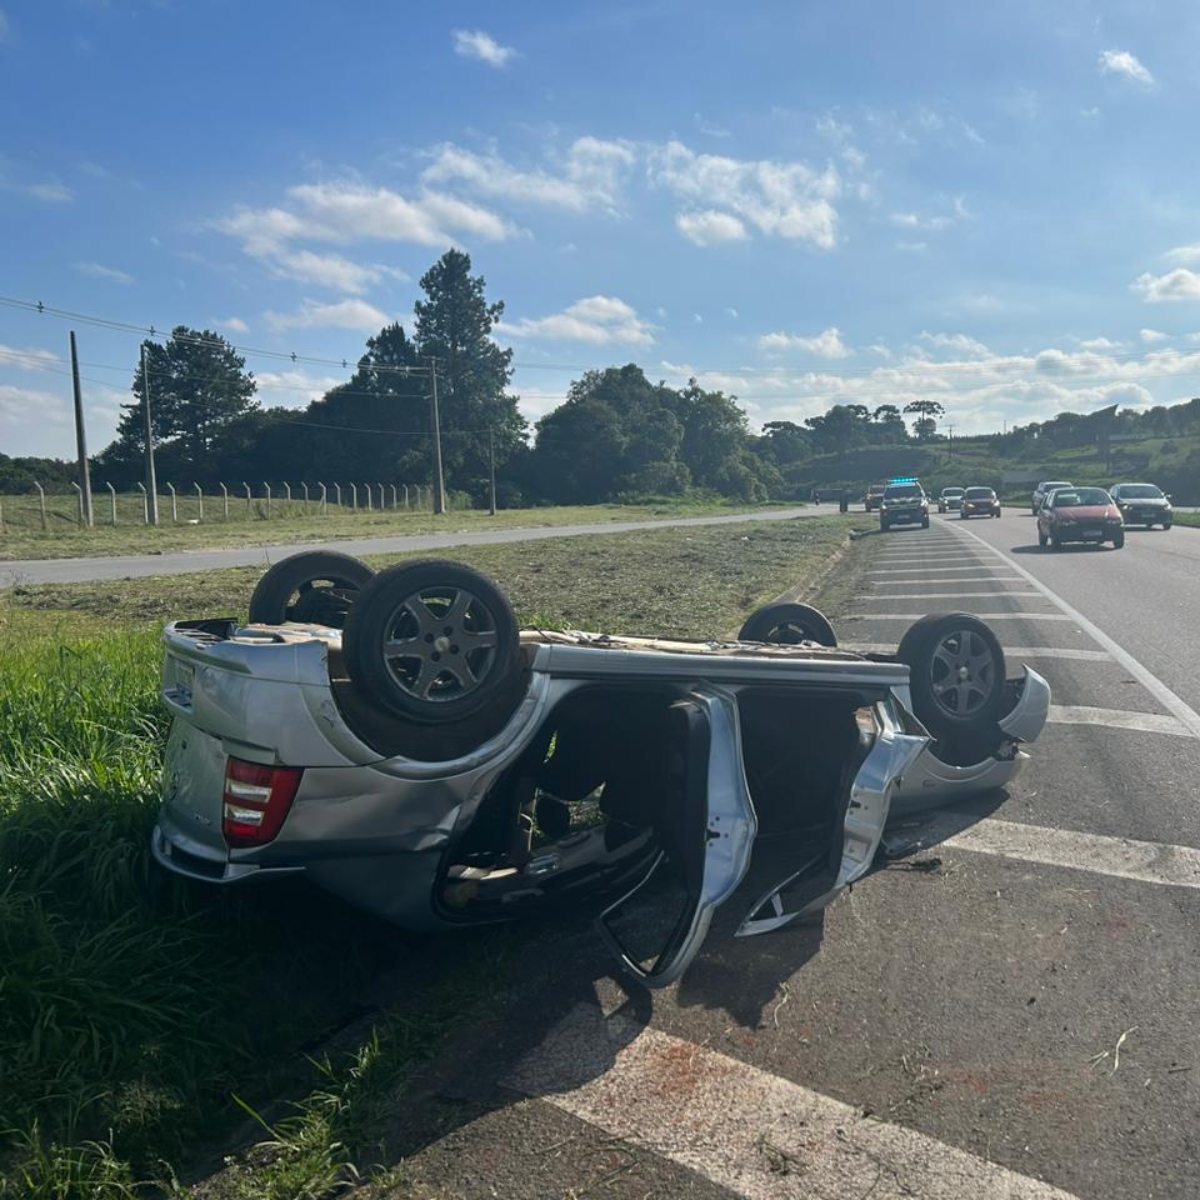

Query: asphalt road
0 506 818 588
387 513 1200 1199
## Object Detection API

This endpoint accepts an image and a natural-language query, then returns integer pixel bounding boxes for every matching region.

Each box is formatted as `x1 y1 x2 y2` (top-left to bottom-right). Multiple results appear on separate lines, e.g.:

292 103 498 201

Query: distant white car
1032 480 1073 516
937 487 965 514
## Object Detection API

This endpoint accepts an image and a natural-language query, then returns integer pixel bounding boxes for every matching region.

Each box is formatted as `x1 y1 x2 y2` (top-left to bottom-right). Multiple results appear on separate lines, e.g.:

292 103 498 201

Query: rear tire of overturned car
248 551 375 628
897 612 1007 741
343 559 522 725
738 601 837 648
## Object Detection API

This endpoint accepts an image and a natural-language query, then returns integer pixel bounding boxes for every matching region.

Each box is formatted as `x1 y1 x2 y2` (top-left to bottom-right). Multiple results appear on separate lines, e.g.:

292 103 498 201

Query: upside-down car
153 553 1050 986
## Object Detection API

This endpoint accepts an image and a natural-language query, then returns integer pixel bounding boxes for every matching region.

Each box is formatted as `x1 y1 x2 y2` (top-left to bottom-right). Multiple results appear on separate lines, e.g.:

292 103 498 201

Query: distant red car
959 486 1001 518
1037 487 1124 550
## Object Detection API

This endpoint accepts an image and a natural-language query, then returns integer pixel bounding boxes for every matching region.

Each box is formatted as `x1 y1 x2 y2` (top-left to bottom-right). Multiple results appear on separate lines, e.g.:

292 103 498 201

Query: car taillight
222 758 303 848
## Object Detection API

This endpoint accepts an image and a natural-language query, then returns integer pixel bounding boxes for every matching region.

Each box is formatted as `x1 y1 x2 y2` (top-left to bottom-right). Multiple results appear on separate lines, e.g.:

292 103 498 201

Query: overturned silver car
152 553 1049 986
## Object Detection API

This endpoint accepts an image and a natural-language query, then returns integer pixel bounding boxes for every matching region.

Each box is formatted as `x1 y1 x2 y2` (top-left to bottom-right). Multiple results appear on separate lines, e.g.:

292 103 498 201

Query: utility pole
141 343 159 526
947 424 955 458
488 428 497 516
69 331 94 527
428 358 446 515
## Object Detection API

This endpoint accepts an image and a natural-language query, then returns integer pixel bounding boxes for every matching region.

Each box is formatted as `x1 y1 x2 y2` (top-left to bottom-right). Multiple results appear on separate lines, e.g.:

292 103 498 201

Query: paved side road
0 506 821 588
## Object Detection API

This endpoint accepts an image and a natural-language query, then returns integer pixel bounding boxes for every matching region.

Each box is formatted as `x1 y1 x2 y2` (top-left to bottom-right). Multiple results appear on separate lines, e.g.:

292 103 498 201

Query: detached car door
595 686 757 987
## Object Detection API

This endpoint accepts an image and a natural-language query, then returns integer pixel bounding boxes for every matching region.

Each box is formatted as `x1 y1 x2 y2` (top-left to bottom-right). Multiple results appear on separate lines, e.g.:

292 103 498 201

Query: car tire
248 551 375 627
738 601 837 648
897 612 1007 740
1038 530 1048 548
922 517 930 529
343 559 522 724
1164 521 1173 531
1111 530 1125 550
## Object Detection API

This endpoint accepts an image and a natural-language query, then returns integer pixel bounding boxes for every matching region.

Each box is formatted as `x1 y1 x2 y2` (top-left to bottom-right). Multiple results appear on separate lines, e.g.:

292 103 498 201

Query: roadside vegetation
0 515 855 1197
0 496 787 561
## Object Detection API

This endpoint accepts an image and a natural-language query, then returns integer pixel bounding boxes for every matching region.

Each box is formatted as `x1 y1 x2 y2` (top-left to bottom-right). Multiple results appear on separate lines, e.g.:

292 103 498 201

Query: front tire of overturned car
897 612 1007 741
343 559 522 725
738 601 837 648
247 550 376 627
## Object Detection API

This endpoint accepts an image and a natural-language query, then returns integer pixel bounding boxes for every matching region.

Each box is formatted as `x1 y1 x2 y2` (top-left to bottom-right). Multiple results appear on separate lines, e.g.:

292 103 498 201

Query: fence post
402 484 409 510
71 481 84 527
365 483 373 512
194 482 204 523
107 482 117 526
167 482 177 522
243 482 251 516
333 483 342 508
220 482 229 521
318 482 327 514
135 481 148 525
263 483 271 518
301 482 309 508
377 483 384 510
284 482 292 510
350 483 358 511
34 481 47 531
390 484 398 510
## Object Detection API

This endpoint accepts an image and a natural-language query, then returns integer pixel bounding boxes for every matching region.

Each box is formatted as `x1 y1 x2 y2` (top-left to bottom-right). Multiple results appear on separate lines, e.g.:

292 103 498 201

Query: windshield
1040 481 1072 492
964 487 994 499
884 485 923 499
1117 484 1164 499
942 488 964 497
1052 488 1111 508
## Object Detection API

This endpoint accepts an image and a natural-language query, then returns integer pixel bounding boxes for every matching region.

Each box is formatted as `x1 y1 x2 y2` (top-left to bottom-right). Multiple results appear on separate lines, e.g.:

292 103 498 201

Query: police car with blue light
879 478 930 531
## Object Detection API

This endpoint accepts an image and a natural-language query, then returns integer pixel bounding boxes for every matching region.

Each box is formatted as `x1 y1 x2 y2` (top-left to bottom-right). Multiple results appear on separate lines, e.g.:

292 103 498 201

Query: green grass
0 515 854 1197
1172 511 1200 528
0 498 795 561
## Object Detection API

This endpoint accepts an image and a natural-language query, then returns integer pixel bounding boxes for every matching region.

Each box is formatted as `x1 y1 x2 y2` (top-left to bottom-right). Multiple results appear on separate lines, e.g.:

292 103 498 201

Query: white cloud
497 296 656 345
76 261 134 285
694 113 731 139
1081 106 1102 118
1132 268 1200 303
919 331 991 358
1080 336 1122 350
0 343 58 370
258 248 406 294
213 317 249 334
1140 328 1169 343
675 209 748 246
253 369 345 406
264 298 392 333
1166 243 1200 265
1099 49 1155 86
649 140 840 249
453 29 517 68
16 181 74 203
888 198 968 233
0 385 68 427
896 240 928 253
961 293 1004 313
759 326 851 358
422 137 634 215
725 307 739 319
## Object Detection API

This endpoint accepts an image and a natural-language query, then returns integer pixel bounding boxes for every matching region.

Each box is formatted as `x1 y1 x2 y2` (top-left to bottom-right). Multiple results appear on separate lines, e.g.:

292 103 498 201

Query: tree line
5 248 1200 503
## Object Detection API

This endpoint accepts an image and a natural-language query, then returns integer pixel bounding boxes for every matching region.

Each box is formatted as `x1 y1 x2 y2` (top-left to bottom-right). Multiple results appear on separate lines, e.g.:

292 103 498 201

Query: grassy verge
0 515 854 1197
0 499 795 562
1171 511 1200 528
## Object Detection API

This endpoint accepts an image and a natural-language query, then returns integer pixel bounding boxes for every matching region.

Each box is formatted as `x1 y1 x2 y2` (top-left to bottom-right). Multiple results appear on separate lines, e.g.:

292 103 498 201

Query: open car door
595 687 757 987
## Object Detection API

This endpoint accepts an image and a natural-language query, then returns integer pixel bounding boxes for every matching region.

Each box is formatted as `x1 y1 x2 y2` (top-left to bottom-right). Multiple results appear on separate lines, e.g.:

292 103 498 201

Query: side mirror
1167 494 1173 501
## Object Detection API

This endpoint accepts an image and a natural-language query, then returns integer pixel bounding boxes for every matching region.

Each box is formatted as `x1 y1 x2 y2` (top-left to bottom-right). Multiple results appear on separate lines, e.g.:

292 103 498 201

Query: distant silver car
152 555 1050 986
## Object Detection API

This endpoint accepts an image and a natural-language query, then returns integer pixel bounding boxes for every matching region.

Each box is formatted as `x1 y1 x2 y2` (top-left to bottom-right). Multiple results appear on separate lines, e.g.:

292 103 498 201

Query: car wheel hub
929 630 995 718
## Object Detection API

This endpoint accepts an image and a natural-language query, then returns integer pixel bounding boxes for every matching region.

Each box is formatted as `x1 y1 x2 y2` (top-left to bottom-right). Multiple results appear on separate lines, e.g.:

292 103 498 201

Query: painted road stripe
869 576 1026 585
1048 704 1191 737
507 1004 1079 1200
916 813 1200 891
856 590 1042 600
872 564 1005 573
842 644 1112 661
846 612 1075 621
953 523 1200 740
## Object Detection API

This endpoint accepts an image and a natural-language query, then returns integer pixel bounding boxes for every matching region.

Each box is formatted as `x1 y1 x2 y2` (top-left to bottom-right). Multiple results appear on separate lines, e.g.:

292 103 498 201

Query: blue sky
4 0 1200 459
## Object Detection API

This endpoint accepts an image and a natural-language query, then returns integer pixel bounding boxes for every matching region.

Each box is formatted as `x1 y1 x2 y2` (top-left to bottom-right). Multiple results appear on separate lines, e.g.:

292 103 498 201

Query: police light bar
888 476 919 484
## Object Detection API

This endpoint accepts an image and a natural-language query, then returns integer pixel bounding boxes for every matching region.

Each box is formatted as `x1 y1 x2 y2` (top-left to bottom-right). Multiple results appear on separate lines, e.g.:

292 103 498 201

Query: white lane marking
856 590 1043 600
916 813 1200 891
869 575 1026 585
842 644 1112 661
1048 704 1192 738
872 565 1009 573
952 523 1200 739
846 612 1075 621
507 1005 1080 1200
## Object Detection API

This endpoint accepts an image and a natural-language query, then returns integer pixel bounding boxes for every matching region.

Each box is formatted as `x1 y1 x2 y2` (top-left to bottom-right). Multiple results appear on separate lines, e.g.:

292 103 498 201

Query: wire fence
0 481 471 533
